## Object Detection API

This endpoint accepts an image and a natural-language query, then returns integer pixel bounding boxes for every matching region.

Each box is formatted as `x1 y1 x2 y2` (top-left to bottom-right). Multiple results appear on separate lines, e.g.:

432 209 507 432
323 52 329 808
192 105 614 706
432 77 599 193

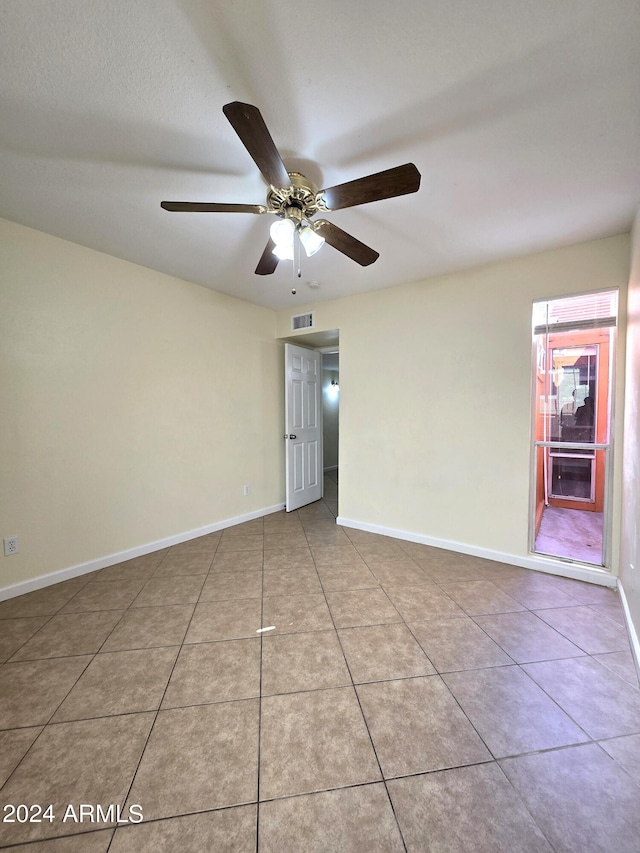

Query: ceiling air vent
291 312 315 331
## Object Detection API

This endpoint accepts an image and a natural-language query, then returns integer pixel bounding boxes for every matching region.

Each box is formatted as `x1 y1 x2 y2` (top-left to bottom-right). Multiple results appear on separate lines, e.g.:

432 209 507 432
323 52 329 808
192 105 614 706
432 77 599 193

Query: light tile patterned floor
1 474 639 851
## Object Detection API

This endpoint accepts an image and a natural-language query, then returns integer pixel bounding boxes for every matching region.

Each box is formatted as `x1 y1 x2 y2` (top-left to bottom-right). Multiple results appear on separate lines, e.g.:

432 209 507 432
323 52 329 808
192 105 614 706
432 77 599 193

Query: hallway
321 467 338 518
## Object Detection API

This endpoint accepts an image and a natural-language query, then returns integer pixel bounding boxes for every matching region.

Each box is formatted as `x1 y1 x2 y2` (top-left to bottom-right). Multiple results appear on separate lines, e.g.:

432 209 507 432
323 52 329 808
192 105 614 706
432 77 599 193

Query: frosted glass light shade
272 241 294 260
299 225 325 257
270 218 295 246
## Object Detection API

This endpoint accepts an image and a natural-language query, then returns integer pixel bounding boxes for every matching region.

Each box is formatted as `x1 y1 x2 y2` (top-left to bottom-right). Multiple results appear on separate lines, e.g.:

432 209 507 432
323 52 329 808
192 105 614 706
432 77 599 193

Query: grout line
0 651 96 795
309 532 409 853
255 521 266 853
112 536 224 847
491 759 560 850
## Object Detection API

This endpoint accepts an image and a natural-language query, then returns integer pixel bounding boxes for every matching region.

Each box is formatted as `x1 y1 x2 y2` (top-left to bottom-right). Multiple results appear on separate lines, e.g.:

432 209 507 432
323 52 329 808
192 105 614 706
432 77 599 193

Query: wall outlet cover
4 536 19 556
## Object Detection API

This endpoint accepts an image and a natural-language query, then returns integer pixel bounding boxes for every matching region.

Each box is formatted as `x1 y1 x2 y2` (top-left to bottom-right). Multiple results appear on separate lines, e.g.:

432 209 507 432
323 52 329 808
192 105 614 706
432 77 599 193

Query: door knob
289 434 297 439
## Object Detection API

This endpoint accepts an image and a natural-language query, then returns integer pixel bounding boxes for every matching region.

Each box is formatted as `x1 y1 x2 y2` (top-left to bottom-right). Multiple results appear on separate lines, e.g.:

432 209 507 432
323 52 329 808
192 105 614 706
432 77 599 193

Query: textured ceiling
1 1 639 310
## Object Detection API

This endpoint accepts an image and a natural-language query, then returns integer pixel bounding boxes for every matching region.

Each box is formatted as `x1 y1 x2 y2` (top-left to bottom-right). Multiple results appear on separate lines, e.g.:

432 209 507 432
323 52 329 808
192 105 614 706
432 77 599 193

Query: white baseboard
336 516 618 588
617 581 640 685
0 503 285 602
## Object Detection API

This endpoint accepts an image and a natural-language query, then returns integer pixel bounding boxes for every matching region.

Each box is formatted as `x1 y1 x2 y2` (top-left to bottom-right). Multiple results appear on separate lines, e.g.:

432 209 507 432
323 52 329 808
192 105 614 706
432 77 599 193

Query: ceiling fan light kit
161 101 421 280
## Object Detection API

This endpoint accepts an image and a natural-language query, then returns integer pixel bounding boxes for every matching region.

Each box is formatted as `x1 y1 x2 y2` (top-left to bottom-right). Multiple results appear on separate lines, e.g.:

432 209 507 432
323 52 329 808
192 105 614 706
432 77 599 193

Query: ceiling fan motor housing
267 172 324 221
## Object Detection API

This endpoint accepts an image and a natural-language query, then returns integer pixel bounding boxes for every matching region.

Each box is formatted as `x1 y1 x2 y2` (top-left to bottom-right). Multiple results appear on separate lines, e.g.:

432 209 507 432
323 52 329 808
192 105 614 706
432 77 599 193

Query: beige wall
0 218 284 591
277 235 629 569
2 220 632 598
620 210 640 652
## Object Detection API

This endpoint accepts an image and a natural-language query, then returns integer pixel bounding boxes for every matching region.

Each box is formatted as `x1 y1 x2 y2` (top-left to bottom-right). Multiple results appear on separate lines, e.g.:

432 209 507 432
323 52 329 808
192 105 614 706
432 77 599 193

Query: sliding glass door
530 290 617 566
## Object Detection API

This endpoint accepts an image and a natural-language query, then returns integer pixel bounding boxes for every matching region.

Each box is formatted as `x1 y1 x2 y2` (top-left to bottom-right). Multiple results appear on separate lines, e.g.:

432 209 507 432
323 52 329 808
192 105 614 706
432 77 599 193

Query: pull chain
291 231 302 293
291 243 296 294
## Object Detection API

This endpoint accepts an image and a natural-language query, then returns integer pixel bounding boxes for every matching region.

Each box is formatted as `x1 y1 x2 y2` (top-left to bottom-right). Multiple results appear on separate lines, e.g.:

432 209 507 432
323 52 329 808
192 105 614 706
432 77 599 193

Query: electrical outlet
243 485 250 496
3 536 18 556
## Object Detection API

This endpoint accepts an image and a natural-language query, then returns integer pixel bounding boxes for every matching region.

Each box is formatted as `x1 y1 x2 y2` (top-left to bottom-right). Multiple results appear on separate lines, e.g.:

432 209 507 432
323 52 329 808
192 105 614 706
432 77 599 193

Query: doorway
280 328 340 515
322 350 339 517
530 290 618 566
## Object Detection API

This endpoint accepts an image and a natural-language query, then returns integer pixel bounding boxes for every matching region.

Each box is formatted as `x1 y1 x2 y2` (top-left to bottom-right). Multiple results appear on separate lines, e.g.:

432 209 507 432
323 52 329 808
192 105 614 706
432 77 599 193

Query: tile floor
1 479 639 851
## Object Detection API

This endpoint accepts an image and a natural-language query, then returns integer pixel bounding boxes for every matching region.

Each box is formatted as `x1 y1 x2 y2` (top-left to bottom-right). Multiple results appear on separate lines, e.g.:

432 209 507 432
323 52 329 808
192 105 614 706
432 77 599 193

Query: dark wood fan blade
320 163 421 211
161 201 266 214
255 238 279 275
314 220 379 266
223 102 291 189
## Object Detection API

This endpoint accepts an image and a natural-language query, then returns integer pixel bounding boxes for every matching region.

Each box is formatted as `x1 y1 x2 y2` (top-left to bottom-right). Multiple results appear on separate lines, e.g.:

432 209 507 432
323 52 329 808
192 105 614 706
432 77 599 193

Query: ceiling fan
161 101 421 276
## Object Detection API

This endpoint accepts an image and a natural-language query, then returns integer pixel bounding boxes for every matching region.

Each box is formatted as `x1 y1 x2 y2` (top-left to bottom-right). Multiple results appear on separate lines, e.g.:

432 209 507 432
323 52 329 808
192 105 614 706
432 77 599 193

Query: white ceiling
1 1 639 311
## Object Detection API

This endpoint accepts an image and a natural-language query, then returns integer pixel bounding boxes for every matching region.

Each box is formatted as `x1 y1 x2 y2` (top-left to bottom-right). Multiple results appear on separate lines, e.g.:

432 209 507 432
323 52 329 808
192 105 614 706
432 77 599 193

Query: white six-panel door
285 344 323 511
